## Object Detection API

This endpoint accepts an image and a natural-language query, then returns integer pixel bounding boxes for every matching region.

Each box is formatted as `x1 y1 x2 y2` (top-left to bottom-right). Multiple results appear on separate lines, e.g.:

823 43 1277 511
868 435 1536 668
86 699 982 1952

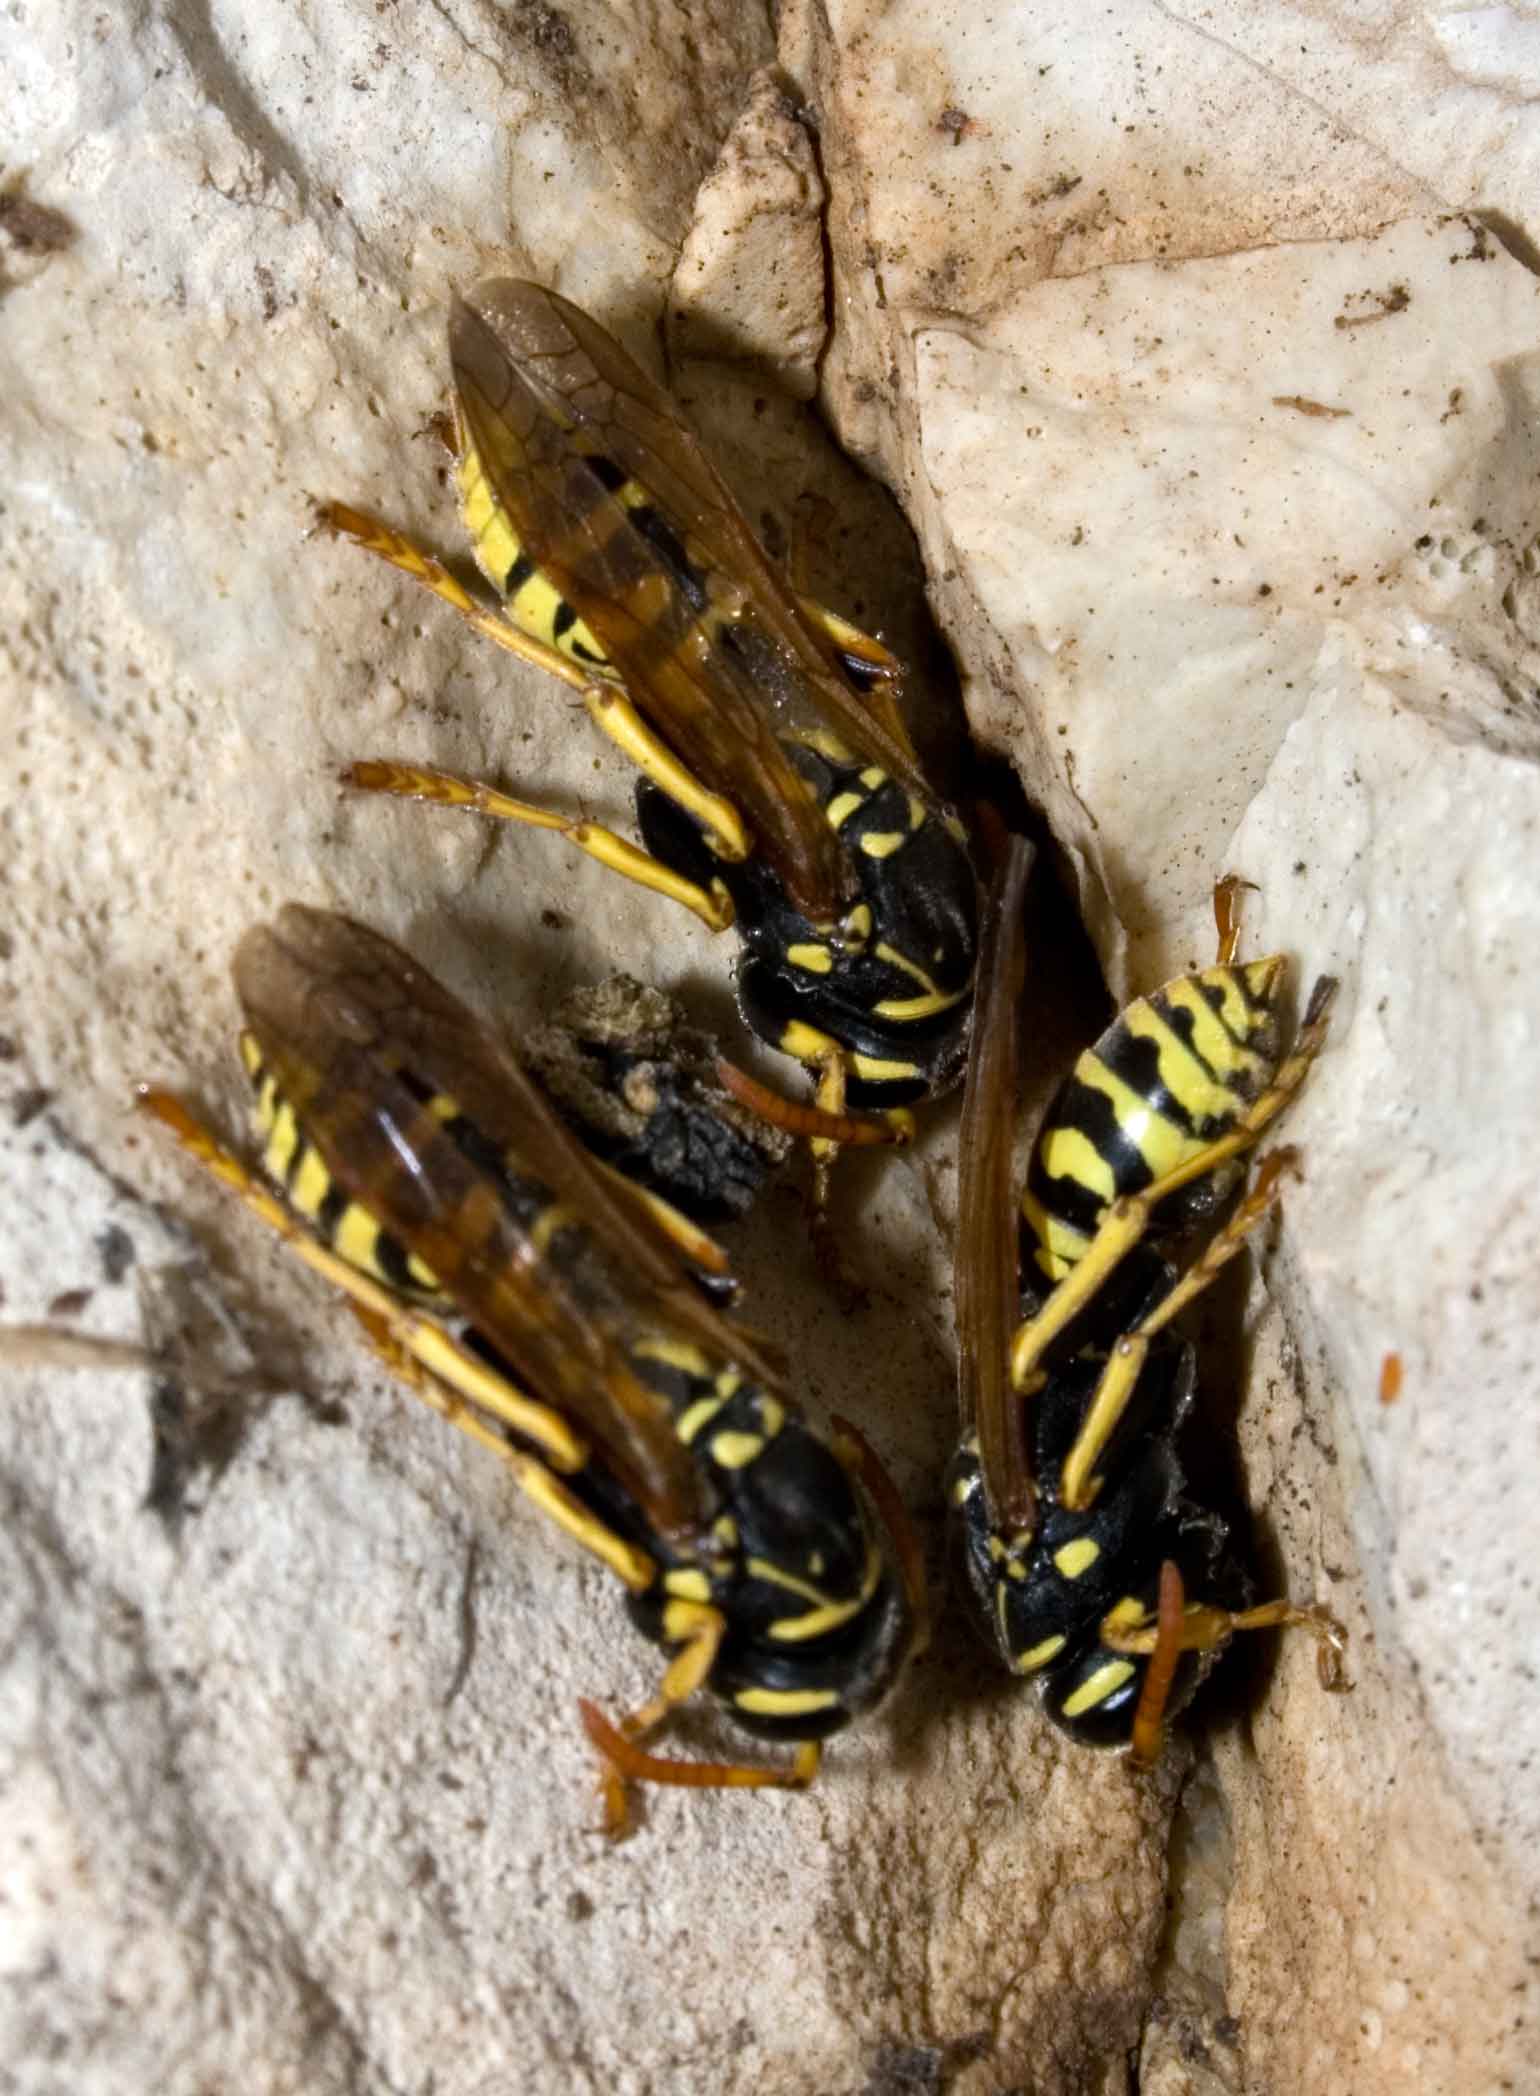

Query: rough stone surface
4 4 1538 2094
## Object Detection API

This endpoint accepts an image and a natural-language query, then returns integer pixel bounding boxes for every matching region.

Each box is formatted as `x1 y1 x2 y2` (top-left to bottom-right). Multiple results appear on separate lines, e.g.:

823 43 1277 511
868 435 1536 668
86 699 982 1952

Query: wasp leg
341 759 736 933
1127 1559 1187 1767
1056 1149 1299 1512
1103 1591 1349 1693
582 687 749 861
586 1156 735 1286
1212 874 1260 967
343 1303 658 1595
714 1056 913 1148
830 1413 930 1657
578 1599 822 1838
137 1088 586 1477
323 500 751 864
1009 978 1338 1398
317 501 599 695
794 595 916 759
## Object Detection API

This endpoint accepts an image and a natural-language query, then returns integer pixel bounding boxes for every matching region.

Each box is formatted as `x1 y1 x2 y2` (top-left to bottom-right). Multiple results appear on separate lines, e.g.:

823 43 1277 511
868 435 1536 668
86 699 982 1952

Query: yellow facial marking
859 766 887 790
786 943 834 975
634 1338 712 1380
755 1545 882 1642
1014 1633 1067 1673
1054 1537 1101 1580
824 791 865 830
664 1567 713 1603
710 1431 766 1470
714 1370 743 1402
1060 1659 1137 1718
844 903 873 943
755 1396 786 1437
733 1685 841 1718
713 1515 740 1548
874 985 970 1022
851 1051 922 1084
676 1396 726 1444
858 830 906 860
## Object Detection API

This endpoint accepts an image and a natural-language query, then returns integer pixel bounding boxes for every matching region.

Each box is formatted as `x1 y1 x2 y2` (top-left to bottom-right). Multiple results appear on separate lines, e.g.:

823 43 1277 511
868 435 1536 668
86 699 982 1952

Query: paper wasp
948 846 1347 1760
319 279 978 1159
141 907 924 1832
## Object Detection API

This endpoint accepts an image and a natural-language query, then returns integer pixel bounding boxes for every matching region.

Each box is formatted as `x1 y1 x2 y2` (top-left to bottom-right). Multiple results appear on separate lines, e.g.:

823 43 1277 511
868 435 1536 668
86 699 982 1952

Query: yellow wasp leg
583 687 749 862
324 500 753 865
578 1599 822 1838
345 1304 657 1594
1010 975 1338 1396
1057 1149 1299 1513
342 759 736 934
137 1088 586 1477
795 595 916 761
318 502 598 696
1103 1591 1349 1693
587 1155 735 1284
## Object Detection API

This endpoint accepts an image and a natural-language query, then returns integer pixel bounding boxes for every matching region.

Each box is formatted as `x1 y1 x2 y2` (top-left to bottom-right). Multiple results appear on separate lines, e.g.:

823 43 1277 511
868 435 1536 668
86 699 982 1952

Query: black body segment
636 736 977 1110
948 1326 1241 1744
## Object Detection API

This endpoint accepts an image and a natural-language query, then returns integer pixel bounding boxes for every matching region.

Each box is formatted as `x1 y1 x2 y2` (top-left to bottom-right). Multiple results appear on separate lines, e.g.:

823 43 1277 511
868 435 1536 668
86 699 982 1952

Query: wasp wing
450 278 938 923
235 907 782 1541
954 838 1037 1532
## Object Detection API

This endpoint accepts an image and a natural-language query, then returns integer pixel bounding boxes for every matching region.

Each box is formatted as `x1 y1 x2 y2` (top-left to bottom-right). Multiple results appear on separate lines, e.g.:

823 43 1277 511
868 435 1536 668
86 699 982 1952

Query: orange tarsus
713 1057 908 1147
1128 1559 1186 1768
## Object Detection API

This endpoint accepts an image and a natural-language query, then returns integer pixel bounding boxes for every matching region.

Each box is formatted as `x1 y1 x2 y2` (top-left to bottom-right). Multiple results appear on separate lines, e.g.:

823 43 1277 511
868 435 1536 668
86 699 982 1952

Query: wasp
141 907 925 1832
319 280 979 1162
947 847 1348 1760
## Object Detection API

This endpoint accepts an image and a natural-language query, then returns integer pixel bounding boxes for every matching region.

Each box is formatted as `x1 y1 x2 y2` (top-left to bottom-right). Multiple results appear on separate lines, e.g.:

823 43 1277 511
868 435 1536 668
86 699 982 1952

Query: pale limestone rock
667 69 829 399
5 3 1539 2094
793 2 1540 2090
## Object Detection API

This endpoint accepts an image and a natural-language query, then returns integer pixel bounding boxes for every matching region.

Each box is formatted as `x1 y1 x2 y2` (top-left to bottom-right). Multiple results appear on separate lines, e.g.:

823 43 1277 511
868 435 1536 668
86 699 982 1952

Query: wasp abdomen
1023 957 1287 1283
628 1337 911 1740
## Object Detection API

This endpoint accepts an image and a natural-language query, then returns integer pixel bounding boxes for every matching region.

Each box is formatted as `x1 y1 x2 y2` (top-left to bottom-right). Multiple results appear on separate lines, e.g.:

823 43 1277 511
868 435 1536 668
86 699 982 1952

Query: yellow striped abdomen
456 439 613 673
239 1033 448 1305
1022 958 1286 1282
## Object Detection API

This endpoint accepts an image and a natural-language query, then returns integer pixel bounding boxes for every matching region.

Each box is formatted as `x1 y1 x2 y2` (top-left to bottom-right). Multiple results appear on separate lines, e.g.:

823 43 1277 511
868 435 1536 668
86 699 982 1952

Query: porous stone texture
3 6 1537 2096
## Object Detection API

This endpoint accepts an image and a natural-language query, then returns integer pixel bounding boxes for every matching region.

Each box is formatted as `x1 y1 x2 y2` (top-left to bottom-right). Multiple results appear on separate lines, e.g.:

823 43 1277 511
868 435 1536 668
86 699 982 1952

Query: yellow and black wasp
947 845 1348 1760
141 907 924 1832
319 280 978 1151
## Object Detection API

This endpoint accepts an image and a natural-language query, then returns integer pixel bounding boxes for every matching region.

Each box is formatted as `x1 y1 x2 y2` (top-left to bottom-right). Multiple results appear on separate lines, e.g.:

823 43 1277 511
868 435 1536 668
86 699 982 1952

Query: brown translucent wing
234 907 783 1541
449 279 938 923
954 838 1037 1532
